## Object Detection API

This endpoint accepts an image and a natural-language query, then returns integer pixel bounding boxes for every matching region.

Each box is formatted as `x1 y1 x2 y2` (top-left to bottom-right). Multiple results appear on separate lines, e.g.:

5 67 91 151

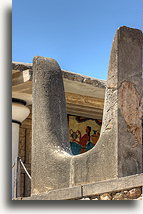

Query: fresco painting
68 115 102 155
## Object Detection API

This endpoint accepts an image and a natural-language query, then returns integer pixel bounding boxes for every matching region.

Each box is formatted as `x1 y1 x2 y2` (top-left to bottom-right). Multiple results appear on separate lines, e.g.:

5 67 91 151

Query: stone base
14 174 143 200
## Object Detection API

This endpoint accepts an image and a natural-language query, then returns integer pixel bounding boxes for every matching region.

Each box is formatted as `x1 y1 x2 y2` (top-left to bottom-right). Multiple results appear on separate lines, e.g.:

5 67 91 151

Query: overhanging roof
12 61 106 101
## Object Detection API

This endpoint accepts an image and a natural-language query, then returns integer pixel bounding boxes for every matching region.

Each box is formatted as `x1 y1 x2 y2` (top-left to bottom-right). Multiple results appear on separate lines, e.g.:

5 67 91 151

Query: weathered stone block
31 26 142 196
32 56 72 194
72 26 143 186
22 186 82 200
128 187 142 199
100 193 112 200
82 173 143 197
112 192 124 200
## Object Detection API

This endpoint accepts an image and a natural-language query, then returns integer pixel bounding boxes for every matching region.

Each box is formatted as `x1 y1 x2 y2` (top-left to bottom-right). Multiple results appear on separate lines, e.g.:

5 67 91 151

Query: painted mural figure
71 126 91 153
91 130 100 145
69 115 102 155
70 127 100 155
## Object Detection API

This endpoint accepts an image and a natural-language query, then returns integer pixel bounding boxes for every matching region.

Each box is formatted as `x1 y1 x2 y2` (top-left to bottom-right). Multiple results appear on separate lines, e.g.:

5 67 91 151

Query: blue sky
12 0 142 80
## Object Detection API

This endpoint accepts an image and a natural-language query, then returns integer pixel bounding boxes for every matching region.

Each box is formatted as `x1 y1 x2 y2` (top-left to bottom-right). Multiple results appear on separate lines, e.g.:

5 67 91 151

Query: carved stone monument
30 26 142 199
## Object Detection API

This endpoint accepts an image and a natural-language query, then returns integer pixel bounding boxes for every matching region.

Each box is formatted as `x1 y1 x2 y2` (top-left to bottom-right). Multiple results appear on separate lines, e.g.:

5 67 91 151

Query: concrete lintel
82 173 143 197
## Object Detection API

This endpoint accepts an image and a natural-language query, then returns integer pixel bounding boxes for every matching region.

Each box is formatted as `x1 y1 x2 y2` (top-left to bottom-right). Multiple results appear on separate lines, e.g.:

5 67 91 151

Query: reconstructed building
12 26 143 200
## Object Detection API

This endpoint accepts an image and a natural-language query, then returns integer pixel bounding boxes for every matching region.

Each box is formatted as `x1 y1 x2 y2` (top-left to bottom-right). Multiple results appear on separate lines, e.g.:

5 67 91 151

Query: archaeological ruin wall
13 26 143 200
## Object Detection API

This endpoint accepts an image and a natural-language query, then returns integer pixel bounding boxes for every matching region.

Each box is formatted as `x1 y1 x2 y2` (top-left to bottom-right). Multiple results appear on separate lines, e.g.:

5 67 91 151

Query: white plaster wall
12 122 19 199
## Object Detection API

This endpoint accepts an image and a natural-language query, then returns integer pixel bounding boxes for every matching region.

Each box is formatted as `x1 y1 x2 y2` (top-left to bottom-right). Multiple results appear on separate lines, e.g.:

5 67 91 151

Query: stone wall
18 110 143 200
18 98 104 196
16 186 143 200
16 173 143 200
18 105 32 197
78 187 142 200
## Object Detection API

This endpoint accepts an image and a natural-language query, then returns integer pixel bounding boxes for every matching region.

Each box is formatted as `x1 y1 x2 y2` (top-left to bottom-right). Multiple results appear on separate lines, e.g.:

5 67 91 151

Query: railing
12 157 31 199
18 157 31 180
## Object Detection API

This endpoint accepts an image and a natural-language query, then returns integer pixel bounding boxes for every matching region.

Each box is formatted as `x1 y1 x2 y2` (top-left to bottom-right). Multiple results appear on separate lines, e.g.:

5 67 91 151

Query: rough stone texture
119 82 141 147
14 174 142 200
13 26 143 200
32 56 112 194
31 27 142 196
112 192 125 200
21 186 82 200
128 187 142 199
70 26 143 186
14 186 142 200
18 99 104 196
32 57 72 195
62 70 106 89
117 27 143 177
100 193 112 200
82 173 143 197
18 105 32 197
